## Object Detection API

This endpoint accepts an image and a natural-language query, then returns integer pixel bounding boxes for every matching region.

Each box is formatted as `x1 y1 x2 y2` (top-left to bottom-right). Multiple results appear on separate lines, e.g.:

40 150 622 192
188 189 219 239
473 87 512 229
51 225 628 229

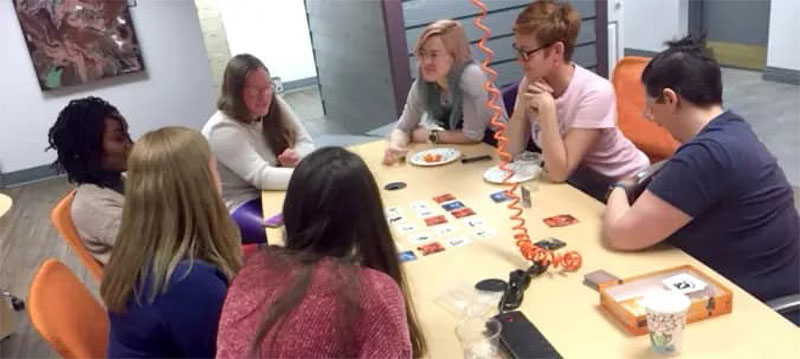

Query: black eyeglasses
512 42 554 61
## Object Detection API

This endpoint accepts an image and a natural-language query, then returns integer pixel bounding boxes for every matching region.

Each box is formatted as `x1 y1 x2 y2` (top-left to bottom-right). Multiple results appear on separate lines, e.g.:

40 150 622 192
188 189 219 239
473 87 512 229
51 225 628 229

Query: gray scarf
417 61 472 130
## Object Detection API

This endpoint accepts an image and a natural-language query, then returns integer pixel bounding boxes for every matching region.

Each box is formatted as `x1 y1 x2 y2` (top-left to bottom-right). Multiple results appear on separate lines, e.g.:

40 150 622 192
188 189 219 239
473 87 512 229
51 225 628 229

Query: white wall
608 0 625 74
766 0 800 70
624 0 689 52
220 0 317 83
0 0 215 174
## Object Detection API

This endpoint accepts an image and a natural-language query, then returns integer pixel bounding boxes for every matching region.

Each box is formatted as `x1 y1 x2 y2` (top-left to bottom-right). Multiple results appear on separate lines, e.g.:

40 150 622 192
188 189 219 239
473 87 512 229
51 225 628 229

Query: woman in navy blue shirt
603 36 799 325
100 127 242 357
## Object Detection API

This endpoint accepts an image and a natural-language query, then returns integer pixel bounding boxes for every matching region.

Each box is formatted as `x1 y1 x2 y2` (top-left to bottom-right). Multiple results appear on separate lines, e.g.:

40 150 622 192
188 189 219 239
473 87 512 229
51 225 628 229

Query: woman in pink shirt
216 147 426 358
505 0 649 199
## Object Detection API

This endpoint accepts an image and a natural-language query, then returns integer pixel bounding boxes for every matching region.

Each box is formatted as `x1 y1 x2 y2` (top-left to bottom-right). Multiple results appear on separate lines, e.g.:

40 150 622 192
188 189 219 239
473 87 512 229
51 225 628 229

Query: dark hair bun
665 35 709 55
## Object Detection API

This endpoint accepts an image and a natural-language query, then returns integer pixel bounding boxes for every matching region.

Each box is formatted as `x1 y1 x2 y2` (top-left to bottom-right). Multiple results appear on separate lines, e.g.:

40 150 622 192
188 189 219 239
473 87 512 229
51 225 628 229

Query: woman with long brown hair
383 19 506 165
101 127 242 358
202 54 315 244
217 147 426 358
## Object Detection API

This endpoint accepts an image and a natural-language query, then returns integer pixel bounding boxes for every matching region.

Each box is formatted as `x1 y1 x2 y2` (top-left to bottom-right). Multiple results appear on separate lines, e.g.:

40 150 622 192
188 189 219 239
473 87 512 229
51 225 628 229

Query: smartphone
263 213 284 228
494 311 562 359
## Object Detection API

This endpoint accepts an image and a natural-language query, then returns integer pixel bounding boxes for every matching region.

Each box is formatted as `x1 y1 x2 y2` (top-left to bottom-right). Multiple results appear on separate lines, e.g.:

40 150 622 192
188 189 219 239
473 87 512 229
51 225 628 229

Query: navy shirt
107 260 229 358
649 111 800 302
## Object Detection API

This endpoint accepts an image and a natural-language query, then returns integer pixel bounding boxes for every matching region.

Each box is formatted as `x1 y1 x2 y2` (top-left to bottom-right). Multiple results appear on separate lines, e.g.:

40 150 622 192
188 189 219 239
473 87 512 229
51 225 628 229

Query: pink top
520 64 649 180
216 251 412 358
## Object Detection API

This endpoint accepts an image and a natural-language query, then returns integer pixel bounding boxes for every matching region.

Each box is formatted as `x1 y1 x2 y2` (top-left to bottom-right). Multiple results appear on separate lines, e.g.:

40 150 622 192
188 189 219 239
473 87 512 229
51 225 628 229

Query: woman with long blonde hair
383 19 506 165
101 127 242 358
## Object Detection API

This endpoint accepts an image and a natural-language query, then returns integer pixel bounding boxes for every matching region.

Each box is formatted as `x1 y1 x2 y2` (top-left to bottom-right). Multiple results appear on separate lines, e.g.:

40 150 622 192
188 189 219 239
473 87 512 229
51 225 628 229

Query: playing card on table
418 242 445 256
434 224 455 236
473 227 497 239
396 222 417 233
432 193 456 204
410 201 431 211
415 208 435 218
489 190 512 203
542 214 579 227
409 232 433 243
398 250 418 263
451 207 476 218
387 214 404 224
448 237 471 247
424 215 448 226
662 273 708 295
441 200 466 211
465 217 486 228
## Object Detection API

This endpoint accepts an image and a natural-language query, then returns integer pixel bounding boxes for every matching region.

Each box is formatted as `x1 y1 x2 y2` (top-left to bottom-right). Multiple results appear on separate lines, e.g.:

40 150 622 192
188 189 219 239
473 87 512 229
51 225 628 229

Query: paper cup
643 290 691 355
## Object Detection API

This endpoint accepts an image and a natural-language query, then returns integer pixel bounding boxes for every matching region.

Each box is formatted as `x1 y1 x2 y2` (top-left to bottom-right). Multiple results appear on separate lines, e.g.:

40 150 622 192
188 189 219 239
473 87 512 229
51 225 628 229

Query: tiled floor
283 87 380 148
721 67 800 186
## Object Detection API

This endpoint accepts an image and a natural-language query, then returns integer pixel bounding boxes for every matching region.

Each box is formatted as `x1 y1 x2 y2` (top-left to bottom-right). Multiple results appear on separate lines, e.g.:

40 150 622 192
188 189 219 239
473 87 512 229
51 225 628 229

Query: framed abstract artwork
13 0 145 91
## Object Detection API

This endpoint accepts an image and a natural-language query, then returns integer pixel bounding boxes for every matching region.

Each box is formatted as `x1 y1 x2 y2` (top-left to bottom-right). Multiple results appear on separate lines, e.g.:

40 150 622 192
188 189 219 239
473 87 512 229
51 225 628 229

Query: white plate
482 164 541 184
409 148 461 167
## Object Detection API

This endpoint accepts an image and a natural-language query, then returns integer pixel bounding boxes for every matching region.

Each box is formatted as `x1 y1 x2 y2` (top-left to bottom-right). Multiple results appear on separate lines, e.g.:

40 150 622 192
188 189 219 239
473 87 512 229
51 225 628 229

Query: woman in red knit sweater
216 147 427 358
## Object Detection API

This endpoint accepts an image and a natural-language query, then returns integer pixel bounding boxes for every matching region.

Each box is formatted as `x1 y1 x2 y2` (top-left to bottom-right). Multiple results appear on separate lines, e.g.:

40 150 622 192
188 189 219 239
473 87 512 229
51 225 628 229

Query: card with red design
433 193 456 204
418 241 445 256
543 214 579 227
424 215 447 226
451 207 476 218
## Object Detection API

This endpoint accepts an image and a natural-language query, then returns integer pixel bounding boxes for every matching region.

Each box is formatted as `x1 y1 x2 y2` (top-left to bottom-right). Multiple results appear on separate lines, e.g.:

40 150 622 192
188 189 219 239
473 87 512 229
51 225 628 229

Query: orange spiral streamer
471 0 581 271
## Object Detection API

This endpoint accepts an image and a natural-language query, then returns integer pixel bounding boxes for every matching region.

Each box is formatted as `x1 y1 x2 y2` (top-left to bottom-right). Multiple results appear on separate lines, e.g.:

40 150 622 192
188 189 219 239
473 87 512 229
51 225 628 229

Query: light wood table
263 141 799 358
0 192 14 340
0 193 11 219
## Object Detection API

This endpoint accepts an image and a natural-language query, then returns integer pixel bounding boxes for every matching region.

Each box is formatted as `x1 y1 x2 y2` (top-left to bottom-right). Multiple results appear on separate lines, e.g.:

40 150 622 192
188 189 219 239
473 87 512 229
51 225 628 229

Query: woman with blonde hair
383 19 506 165
505 0 648 200
101 127 242 358
203 54 315 244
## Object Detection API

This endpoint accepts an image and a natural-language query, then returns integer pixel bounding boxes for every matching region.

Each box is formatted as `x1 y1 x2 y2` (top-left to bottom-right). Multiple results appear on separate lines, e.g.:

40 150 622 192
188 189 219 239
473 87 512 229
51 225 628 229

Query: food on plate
423 153 442 163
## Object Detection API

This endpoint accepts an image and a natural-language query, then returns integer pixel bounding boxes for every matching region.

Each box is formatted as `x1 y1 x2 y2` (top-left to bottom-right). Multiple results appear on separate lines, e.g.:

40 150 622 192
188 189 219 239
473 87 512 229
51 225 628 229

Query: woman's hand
524 81 556 116
277 148 300 167
411 127 430 143
383 143 409 165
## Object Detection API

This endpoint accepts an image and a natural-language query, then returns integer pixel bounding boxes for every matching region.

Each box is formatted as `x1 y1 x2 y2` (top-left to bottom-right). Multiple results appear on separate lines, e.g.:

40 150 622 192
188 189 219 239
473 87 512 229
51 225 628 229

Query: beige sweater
202 95 315 211
71 183 124 265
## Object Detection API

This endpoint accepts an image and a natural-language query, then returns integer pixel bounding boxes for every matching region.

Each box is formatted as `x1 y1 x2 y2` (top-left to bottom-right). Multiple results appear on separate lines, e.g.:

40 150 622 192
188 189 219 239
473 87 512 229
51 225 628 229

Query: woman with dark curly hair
47 96 132 265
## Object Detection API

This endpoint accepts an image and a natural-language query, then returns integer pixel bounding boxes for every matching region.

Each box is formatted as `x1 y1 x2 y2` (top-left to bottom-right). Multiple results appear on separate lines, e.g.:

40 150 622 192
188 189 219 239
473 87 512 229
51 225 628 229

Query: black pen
461 154 492 164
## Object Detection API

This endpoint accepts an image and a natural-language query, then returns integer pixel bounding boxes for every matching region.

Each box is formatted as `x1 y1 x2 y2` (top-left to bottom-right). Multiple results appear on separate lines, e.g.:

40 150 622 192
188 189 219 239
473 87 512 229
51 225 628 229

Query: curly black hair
47 96 127 186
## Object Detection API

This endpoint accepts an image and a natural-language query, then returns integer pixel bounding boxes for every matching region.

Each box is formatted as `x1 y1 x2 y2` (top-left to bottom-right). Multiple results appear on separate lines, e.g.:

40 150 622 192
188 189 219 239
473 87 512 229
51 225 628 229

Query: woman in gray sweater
383 19 506 165
202 54 314 244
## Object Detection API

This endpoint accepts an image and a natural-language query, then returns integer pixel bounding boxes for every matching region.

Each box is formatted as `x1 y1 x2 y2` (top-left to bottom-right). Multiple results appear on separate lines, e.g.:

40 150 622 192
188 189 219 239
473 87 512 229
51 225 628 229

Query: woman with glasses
603 35 799 325
383 19 506 165
505 0 648 200
202 54 314 244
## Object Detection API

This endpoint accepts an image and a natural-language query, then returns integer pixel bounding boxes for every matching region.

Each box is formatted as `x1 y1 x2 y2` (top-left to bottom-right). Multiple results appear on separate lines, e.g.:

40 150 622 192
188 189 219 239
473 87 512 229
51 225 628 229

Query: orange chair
51 190 103 282
612 56 681 163
28 258 108 358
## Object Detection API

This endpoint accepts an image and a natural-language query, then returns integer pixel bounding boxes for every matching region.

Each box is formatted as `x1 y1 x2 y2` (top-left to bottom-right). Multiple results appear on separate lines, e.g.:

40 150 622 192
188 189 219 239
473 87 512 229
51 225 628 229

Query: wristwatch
427 129 441 144
604 182 629 203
